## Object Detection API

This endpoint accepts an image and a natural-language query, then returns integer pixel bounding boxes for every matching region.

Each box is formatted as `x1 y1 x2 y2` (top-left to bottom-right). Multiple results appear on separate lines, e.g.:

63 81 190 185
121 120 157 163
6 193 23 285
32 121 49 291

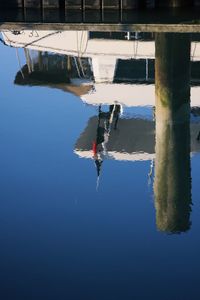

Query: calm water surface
0 33 200 300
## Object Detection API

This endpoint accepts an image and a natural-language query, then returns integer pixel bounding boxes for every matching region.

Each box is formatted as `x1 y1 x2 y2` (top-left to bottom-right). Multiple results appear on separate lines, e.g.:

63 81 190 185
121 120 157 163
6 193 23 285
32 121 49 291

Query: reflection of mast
92 104 121 188
154 33 192 234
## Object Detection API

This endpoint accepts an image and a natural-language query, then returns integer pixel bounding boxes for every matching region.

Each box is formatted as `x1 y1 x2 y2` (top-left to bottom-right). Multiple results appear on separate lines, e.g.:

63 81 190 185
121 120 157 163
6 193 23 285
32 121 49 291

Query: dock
0 0 200 32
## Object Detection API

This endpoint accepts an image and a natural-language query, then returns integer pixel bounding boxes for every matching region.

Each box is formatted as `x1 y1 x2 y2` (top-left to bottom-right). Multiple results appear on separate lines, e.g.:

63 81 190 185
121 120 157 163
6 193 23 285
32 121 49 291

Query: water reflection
154 119 191 233
92 104 121 188
154 33 192 233
2 30 200 234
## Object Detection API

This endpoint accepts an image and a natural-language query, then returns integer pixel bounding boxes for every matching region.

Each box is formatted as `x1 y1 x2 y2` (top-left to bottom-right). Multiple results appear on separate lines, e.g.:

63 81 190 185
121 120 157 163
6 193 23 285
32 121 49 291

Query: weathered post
154 33 192 233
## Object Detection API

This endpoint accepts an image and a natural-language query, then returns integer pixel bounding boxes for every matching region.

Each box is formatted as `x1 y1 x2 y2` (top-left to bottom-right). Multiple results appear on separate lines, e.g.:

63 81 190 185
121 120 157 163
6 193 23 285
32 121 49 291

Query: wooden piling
154 33 192 233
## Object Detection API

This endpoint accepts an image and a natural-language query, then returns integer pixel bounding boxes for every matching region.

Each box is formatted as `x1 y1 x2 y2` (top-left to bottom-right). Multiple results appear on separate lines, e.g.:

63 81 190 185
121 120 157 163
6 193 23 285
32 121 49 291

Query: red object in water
92 141 97 155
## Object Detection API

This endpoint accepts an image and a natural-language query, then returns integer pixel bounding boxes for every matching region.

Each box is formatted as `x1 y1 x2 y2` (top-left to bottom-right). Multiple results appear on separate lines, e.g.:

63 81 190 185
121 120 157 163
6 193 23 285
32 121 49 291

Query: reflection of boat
2 30 200 61
75 111 200 162
1 31 156 60
2 30 200 107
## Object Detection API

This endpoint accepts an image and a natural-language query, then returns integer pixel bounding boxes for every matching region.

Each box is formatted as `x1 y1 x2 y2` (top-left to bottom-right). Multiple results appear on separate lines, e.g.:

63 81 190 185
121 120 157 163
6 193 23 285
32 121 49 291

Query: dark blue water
0 42 200 300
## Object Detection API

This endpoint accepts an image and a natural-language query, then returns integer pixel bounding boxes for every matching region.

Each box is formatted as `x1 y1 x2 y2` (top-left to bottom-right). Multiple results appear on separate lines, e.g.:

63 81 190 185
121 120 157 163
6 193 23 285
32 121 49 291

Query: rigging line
78 57 86 77
76 31 80 58
79 31 89 57
146 58 148 81
96 175 100 191
24 48 32 73
148 159 154 186
80 31 84 56
76 32 83 76
15 48 24 79
0 37 6 46
1 32 12 47
192 42 197 61
80 32 90 77
76 31 87 77
108 104 116 129
73 56 81 78
79 32 87 76
76 32 81 76
78 37 86 77
134 38 139 59
21 31 61 48
78 31 87 57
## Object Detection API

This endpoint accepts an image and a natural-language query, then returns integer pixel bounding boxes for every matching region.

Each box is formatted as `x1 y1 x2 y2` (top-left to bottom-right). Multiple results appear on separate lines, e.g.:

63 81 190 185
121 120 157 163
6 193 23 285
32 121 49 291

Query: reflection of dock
1 4 200 32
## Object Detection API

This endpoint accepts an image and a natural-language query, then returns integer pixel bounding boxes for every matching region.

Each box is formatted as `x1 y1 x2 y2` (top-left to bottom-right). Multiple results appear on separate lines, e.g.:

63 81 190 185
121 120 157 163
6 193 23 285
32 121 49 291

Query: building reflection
4 30 200 233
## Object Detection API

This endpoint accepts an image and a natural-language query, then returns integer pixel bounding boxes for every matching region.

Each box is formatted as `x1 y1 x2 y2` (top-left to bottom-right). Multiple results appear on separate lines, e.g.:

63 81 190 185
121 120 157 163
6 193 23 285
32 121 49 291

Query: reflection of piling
154 33 192 233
